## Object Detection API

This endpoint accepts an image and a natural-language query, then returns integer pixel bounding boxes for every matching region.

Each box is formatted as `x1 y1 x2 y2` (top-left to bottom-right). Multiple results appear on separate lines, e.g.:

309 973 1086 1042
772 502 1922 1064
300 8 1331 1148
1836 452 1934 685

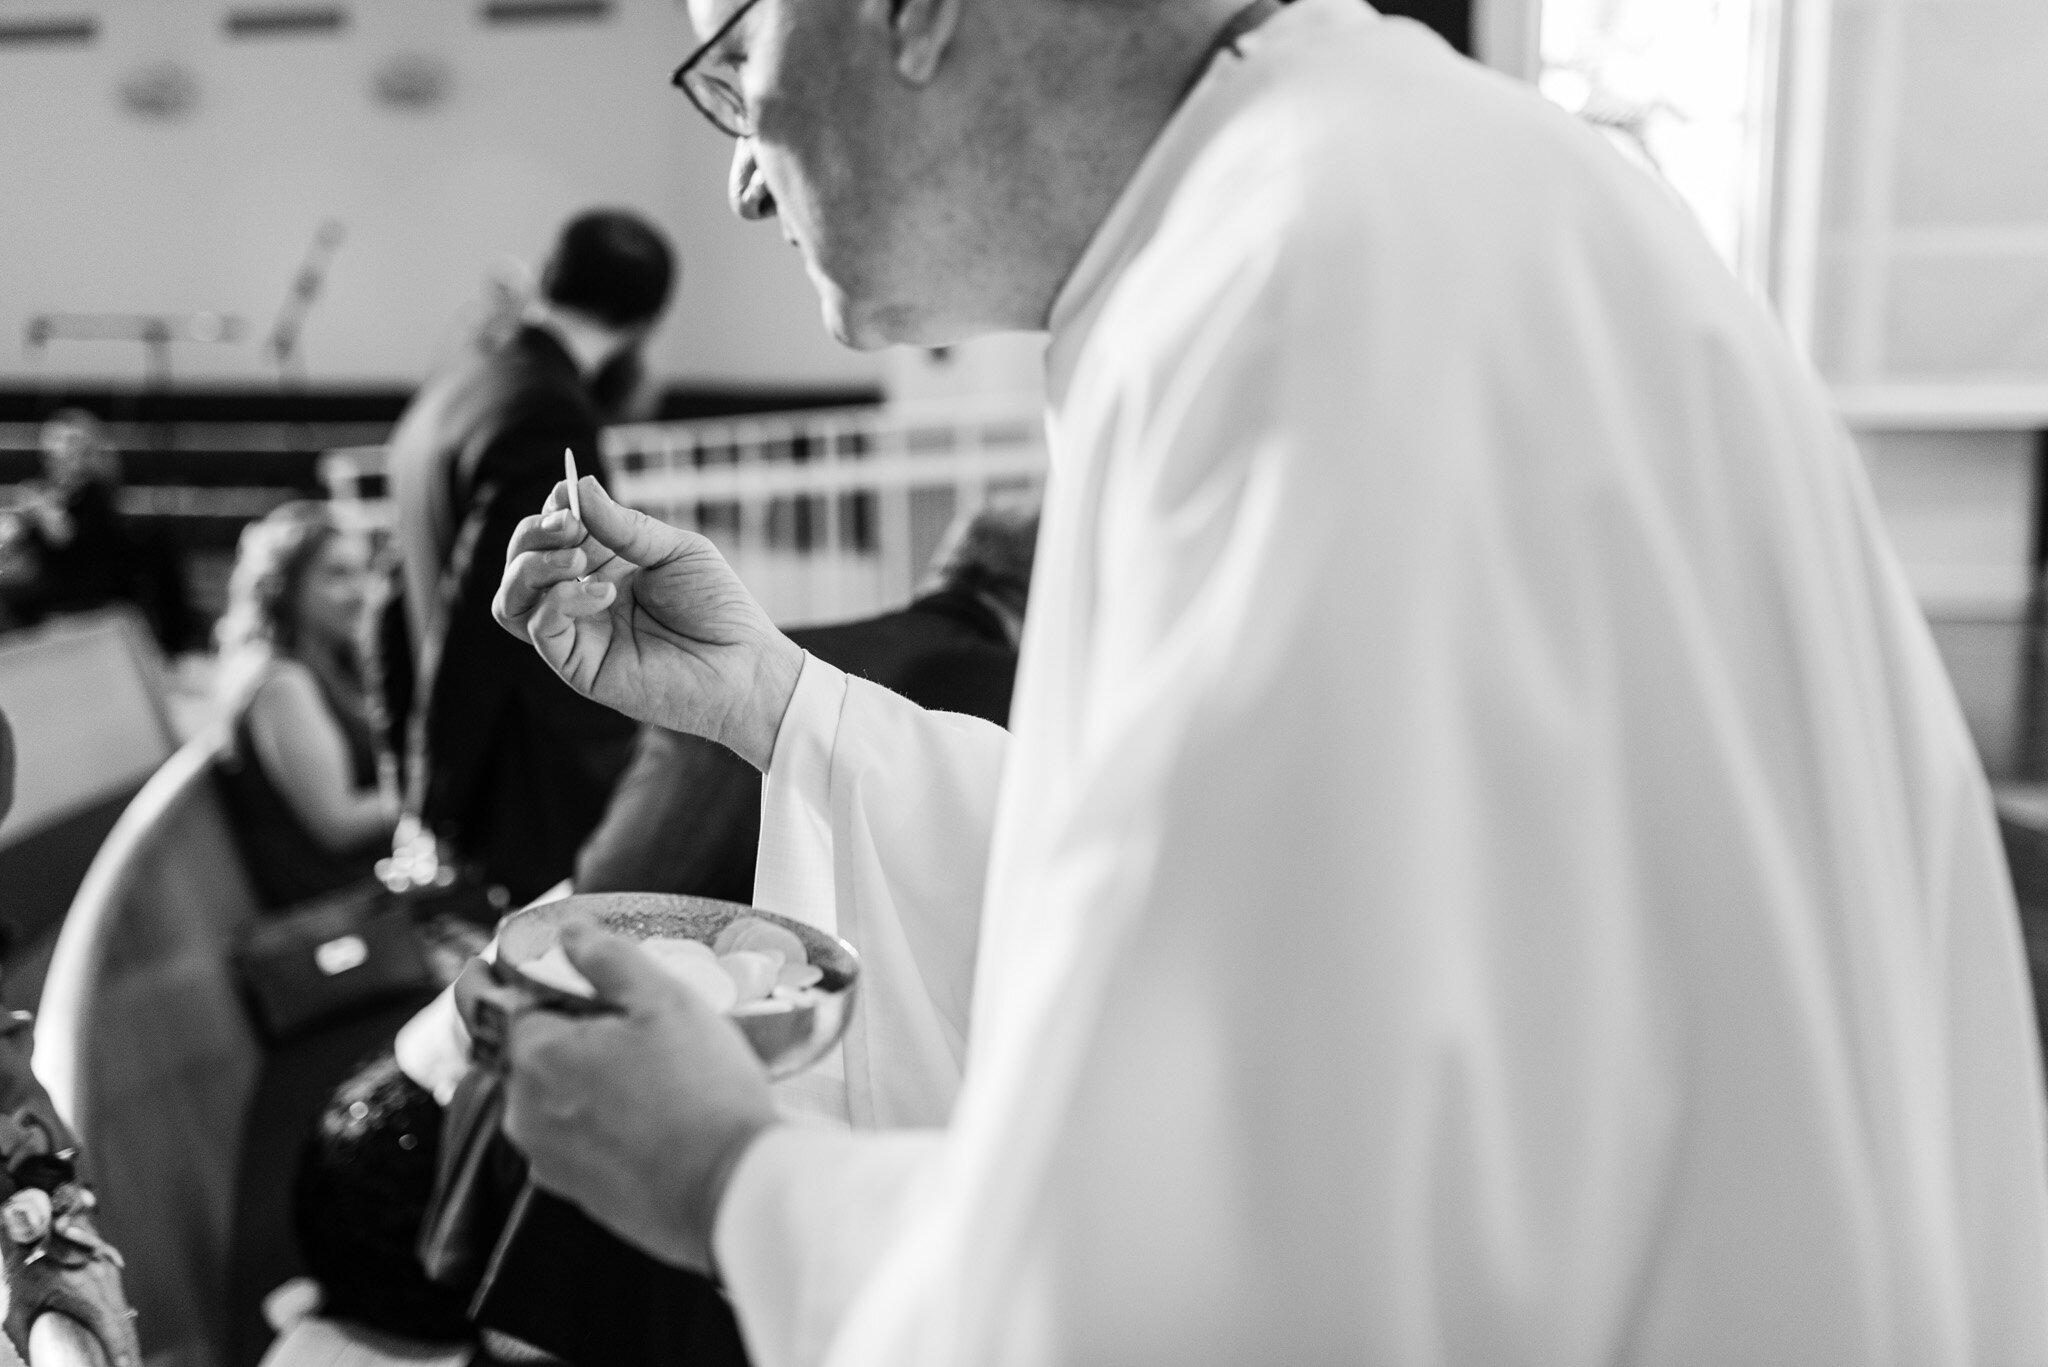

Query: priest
488 0 2048 1362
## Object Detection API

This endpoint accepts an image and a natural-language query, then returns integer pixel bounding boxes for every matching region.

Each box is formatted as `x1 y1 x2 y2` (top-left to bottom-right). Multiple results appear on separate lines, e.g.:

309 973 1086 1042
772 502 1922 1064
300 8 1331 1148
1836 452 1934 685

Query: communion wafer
515 927 828 1021
713 916 810 965
641 938 740 1012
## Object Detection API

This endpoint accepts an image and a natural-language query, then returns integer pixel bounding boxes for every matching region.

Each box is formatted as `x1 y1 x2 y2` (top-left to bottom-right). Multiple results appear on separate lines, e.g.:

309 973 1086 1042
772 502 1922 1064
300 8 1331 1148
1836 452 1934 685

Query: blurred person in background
0 517 45 635
21 411 128 620
576 496 1037 903
453 257 655 428
8 410 192 651
381 210 675 905
214 502 397 912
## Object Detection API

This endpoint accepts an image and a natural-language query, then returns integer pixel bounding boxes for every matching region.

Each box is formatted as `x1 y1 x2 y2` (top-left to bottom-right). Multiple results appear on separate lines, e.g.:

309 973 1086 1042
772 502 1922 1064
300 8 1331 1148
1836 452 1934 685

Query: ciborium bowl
473 891 858 1081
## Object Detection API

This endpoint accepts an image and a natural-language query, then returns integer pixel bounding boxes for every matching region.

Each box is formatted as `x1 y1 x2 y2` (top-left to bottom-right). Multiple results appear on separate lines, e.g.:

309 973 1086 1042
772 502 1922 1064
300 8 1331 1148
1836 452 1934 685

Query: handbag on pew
230 861 499 1043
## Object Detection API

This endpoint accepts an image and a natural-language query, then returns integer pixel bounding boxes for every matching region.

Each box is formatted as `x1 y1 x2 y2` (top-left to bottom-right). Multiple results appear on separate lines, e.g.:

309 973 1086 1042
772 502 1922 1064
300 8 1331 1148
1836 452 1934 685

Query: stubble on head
720 0 1251 350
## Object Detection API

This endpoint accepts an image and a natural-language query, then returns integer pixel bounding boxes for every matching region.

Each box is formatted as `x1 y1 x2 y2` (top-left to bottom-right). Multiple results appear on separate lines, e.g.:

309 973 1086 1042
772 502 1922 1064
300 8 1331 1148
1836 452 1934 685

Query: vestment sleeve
718 656 1003 1364
754 654 1007 1130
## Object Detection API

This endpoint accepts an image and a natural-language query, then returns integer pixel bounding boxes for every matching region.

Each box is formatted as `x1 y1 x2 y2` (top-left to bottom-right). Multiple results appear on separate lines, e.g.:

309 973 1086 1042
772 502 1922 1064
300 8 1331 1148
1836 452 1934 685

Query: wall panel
0 0 879 390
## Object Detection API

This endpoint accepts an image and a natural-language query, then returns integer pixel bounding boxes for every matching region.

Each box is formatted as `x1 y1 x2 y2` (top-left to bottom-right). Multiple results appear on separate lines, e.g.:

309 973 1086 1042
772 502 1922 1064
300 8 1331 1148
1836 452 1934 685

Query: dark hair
928 494 1041 611
539 210 676 330
293 1052 474 1345
587 345 649 423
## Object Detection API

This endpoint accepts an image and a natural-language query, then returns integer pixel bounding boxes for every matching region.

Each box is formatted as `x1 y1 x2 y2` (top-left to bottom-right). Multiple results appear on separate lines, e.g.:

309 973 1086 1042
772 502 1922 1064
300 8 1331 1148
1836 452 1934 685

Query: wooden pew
35 730 263 1367
0 609 179 1010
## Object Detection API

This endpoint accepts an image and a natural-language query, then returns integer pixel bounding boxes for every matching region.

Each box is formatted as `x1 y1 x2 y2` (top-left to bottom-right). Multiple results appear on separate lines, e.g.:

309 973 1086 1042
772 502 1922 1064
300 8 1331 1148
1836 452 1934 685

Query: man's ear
890 0 962 85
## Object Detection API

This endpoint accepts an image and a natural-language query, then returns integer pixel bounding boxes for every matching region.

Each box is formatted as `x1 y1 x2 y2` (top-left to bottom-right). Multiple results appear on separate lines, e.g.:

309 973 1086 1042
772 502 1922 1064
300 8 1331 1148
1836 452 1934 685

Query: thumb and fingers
503 925 751 1055
570 476 696 571
497 477 691 637
500 477 641 582
556 925 752 1034
557 923 675 1008
524 574 616 658
496 506 592 633
499 925 780 1270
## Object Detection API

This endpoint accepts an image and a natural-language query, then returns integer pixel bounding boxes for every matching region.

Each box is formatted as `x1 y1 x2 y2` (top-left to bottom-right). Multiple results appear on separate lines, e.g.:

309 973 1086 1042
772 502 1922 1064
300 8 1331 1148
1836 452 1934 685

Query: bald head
695 0 1246 347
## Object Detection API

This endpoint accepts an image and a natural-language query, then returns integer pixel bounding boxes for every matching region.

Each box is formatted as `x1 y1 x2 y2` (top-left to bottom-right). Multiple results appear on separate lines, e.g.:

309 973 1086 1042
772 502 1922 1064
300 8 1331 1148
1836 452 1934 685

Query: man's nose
729 140 777 221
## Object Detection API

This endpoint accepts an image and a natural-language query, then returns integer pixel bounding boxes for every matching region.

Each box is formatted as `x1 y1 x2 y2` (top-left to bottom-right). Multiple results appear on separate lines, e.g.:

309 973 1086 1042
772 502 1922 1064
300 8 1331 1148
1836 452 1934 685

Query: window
1535 0 1780 292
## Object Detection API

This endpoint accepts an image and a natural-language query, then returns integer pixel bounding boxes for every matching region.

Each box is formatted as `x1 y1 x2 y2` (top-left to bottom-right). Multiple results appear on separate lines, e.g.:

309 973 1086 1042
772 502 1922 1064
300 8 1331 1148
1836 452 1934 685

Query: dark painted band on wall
480 0 611 25
0 18 96 47
224 8 349 38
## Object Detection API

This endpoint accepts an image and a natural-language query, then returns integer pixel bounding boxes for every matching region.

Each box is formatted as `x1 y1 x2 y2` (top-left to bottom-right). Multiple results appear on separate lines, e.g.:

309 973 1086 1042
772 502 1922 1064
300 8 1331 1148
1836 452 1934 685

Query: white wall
0 0 879 390
1811 0 2048 392
1853 427 2036 620
882 333 1047 408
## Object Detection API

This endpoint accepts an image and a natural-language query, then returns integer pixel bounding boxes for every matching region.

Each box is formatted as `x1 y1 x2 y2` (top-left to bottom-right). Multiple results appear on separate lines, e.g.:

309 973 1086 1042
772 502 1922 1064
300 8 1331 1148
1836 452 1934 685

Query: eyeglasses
671 0 771 139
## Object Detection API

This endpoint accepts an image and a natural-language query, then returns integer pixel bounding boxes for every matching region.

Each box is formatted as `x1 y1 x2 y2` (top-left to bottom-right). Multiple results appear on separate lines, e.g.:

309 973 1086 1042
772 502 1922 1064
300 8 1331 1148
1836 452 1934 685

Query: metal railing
321 393 1048 626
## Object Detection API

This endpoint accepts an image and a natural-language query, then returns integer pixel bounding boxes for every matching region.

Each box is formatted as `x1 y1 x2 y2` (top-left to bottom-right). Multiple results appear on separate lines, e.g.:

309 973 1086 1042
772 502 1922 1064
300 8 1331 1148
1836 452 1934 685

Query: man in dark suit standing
385 210 674 904
575 498 1037 899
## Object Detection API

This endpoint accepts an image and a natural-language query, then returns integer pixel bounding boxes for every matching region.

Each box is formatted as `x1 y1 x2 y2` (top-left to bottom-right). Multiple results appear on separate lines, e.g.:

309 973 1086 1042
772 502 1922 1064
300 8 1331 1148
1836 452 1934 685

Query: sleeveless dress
215 658 387 911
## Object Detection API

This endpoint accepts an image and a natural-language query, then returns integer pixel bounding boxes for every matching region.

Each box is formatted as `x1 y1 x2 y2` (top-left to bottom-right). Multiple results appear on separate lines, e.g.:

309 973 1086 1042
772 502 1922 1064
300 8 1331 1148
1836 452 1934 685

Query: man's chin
804 251 962 351
817 290 917 353
820 304 889 352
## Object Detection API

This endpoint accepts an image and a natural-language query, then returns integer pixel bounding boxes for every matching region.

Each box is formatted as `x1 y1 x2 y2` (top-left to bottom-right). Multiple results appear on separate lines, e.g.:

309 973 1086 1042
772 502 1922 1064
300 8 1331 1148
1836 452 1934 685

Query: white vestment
711 3 2048 1364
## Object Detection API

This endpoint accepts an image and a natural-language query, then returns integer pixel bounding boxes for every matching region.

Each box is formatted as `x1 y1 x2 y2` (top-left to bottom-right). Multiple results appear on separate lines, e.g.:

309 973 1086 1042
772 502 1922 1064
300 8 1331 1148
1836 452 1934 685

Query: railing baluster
319 394 1046 625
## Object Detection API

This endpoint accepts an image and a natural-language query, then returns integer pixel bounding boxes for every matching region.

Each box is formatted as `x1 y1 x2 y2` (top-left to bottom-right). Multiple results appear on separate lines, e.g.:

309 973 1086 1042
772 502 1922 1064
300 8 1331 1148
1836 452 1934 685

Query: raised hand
494 476 804 770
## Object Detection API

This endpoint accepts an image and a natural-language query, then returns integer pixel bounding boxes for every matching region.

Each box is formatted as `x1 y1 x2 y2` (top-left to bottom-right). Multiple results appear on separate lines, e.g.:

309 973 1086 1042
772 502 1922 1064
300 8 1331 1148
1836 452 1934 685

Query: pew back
0 609 178 983
36 730 263 1367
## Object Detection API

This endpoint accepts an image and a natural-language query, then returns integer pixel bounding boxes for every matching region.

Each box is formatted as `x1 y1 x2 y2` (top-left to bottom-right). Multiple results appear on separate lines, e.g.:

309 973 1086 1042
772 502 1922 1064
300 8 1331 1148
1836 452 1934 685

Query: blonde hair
217 501 341 657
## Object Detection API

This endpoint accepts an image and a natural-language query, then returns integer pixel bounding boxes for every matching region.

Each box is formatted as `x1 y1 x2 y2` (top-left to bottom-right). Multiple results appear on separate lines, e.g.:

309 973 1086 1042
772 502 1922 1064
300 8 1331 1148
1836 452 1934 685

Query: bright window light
1536 0 1777 289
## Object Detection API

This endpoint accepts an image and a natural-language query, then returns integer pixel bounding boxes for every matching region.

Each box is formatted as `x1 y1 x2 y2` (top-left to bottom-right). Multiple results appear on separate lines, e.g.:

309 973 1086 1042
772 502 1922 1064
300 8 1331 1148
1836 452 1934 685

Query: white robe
714 3 2048 1363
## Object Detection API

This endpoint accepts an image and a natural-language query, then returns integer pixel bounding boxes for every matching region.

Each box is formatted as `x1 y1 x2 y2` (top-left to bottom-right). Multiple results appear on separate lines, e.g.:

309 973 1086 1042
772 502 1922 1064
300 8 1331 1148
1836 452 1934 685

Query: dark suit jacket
386 325 636 903
575 586 1018 899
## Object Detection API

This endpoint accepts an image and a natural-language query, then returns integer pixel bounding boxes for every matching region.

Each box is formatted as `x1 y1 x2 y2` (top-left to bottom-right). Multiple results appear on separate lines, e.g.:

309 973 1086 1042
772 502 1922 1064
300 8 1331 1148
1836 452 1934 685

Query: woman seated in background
215 502 397 910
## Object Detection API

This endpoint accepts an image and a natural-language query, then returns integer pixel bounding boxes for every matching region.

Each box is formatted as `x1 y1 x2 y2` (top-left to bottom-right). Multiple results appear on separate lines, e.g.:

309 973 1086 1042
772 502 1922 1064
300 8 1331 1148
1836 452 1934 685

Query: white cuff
755 652 849 936
393 938 497 1106
392 986 471 1107
713 1125 942 1367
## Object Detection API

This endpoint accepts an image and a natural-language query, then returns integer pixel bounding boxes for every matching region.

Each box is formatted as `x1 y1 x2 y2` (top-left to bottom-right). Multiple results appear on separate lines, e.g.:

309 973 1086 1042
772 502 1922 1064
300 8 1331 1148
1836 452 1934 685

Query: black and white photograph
1 0 2046 1363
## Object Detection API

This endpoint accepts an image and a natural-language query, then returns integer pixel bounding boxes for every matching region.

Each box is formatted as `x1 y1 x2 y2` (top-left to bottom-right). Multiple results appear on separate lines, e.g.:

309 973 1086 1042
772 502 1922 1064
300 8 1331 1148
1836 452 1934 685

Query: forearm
720 629 805 772
297 785 396 852
575 729 762 896
755 656 1004 1128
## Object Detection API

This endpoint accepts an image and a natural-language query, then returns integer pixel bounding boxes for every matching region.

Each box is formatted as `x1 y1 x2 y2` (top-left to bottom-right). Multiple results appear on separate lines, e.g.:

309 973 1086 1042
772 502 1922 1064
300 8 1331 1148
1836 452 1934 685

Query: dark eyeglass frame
671 0 771 138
